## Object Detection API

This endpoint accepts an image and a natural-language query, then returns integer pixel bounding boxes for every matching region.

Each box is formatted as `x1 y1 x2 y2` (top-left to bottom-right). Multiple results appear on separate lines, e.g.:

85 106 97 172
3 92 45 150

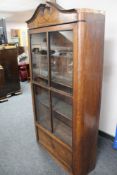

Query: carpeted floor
0 82 117 175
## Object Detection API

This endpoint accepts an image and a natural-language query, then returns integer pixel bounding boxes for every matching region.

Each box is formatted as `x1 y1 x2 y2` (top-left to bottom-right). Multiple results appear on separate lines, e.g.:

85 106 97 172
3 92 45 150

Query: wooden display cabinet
27 2 105 175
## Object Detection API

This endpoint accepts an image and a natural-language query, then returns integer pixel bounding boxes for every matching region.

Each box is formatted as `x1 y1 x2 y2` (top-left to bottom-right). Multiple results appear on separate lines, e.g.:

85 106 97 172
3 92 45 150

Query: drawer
37 125 72 170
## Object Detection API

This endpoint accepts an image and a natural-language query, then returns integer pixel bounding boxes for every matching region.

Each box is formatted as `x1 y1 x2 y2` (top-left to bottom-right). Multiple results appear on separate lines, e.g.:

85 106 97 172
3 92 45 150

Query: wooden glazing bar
47 32 54 133
51 87 73 99
32 80 49 90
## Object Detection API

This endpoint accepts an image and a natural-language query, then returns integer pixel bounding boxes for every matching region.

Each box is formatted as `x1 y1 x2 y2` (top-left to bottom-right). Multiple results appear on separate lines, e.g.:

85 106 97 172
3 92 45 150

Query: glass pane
34 85 51 131
52 91 72 146
50 30 73 94
31 33 48 86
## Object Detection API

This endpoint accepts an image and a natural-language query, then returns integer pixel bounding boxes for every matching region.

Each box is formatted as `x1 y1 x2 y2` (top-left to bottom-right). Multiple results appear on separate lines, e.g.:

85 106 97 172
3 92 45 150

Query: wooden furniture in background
0 65 7 101
17 46 25 55
0 46 21 101
27 2 105 175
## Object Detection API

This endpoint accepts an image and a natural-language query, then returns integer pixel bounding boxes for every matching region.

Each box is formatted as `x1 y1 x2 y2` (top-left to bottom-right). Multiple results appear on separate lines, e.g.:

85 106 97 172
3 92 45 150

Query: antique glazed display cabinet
27 2 105 175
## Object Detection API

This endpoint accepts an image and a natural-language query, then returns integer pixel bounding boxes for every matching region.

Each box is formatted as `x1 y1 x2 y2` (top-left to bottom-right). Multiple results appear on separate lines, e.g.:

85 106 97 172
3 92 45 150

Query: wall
6 22 27 45
57 0 117 136
6 22 29 59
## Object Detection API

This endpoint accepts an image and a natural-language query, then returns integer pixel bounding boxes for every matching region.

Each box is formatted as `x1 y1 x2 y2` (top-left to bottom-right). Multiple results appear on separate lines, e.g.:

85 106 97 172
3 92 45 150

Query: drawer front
38 126 72 170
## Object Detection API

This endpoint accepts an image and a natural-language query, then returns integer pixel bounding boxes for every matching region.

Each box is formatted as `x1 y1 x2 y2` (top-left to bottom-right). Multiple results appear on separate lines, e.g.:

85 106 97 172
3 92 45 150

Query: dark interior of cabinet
31 30 73 147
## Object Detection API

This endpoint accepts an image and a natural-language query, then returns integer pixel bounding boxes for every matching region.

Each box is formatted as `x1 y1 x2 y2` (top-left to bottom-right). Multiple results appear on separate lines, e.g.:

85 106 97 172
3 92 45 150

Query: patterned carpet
0 82 116 175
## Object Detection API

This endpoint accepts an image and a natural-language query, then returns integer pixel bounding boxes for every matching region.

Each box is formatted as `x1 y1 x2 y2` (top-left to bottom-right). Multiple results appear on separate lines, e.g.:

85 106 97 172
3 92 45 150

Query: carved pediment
26 2 78 29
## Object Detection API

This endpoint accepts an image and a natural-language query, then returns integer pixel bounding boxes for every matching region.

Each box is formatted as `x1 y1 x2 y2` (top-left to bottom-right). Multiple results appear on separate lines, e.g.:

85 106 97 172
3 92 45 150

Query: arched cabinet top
26 1 78 29
26 1 105 29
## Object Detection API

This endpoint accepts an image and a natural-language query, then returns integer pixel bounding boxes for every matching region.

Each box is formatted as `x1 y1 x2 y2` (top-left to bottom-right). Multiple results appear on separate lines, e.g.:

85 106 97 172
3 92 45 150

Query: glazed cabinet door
49 30 73 94
30 33 48 86
51 91 72 146
30 25 75 149
34 85 51 131
49 30 73 146
30 32 52 132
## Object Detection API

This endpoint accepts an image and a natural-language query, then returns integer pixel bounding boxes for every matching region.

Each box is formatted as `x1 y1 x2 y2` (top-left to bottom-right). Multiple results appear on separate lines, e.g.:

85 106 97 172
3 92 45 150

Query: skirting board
99 130 114 141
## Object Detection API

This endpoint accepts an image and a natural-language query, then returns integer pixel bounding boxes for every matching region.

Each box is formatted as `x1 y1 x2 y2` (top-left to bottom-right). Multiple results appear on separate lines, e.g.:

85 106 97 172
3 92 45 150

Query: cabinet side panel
73 14 105 175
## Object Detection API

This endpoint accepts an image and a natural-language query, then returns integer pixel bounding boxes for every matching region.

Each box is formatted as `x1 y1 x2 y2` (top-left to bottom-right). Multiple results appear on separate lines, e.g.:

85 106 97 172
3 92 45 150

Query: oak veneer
27 2 105 175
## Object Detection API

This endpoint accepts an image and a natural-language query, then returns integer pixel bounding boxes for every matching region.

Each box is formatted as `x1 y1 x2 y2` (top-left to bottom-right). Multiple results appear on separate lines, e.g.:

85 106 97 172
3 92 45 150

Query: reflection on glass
50 30 73 94
52 92 72 146
31 33 48 85
34 85 51 131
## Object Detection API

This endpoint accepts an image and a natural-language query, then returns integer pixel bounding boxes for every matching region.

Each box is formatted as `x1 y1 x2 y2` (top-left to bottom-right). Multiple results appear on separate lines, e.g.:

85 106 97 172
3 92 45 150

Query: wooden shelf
32 80 73 98
33 73 48 81
53 110 72 127
36 116 72 147
36 93 72 120
36 94 49 108
36 122 72 152
51 78 72 88
38 115 51 131
37 102 72 127
34 75 72 88
36 74 48 81
53 117 72 147
50 87 72 98
33 75 72 94
32 80 49 90
53 100 72 119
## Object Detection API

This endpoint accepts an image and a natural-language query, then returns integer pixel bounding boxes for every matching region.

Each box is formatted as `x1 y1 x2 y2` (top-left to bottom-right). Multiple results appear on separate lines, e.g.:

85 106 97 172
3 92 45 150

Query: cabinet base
36 124 72 173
